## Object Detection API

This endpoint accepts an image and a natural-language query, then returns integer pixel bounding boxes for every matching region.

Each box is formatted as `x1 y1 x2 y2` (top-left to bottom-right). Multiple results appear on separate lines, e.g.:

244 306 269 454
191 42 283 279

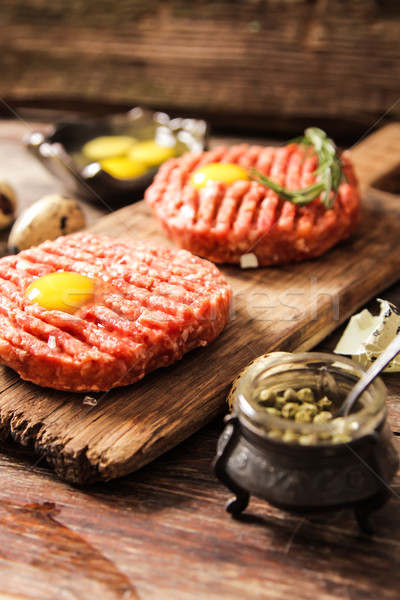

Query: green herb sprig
251 127 346 209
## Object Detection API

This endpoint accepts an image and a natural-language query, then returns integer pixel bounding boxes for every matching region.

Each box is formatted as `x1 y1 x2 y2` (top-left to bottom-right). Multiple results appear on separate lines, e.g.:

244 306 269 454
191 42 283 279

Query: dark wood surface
0 118 399 599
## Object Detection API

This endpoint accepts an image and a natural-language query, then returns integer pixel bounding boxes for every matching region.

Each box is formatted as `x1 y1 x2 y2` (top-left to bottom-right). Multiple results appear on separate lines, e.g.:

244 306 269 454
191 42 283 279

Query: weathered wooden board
0 124 400 483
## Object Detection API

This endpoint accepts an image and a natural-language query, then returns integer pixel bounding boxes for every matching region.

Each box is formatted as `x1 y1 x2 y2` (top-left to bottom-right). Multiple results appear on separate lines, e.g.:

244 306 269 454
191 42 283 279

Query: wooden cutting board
0 124 400 484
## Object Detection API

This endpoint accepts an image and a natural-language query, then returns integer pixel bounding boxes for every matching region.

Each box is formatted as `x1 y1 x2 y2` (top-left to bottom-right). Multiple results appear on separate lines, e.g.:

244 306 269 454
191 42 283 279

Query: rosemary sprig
251 127 346 209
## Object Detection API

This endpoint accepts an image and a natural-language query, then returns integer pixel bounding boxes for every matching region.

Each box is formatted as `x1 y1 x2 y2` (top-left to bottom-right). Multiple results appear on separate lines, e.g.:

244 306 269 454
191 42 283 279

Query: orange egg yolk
25 272 95 314
128 140 176 167
190 162 249 190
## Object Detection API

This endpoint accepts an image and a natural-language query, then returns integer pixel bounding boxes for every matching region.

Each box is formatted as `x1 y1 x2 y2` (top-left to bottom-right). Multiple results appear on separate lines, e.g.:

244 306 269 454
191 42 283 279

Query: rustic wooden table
0 118 399 600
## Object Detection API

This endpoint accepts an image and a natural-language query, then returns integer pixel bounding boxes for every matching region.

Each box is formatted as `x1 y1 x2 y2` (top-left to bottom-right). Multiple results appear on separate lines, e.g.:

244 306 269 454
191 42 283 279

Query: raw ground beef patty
145 143 361 265
0 233 231 392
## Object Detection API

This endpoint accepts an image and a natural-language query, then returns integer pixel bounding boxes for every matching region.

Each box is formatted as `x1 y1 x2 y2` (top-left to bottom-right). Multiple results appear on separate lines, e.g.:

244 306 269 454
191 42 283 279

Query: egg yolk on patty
25 272 95 314
190 163 249 190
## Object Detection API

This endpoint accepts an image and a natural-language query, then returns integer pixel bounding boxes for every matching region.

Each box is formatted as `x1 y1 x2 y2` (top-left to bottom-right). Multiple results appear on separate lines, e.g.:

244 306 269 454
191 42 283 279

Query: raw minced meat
0 232 231 392
144 143 361 265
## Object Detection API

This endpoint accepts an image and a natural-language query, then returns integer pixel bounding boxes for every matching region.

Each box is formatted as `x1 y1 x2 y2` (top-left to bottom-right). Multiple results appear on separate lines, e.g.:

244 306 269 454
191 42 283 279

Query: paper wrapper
334 299 400 371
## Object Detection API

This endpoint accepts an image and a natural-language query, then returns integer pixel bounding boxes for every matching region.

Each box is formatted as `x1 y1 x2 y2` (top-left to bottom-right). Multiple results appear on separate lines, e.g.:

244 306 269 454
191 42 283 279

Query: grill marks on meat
0 233 231 392
145 143 361 265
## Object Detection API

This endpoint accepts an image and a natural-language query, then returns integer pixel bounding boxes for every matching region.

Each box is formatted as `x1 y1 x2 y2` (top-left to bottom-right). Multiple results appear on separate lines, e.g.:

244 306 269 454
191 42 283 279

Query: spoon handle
339 333 400 417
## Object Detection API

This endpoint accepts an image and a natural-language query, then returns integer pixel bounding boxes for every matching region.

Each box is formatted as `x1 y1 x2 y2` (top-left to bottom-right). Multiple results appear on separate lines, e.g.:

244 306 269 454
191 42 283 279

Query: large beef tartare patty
0 233 231 392
145 143 361 265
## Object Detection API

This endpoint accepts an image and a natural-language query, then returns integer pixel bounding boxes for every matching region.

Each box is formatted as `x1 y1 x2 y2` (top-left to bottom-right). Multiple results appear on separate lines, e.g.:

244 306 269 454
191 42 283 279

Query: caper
282 430 299 443
294 403 318 423
281 402 299 419
298 433 319 445
330 433 352 444
313 411 333 424
318 396 333 411
274 395 287 410
257 389 277 407
265 407 281 418
297 387 315 403
283 388 300 403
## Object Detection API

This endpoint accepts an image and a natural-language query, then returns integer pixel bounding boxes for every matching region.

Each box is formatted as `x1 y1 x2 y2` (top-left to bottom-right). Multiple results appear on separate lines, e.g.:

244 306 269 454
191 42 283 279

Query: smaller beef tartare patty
0 233 231 392
144 142 361 265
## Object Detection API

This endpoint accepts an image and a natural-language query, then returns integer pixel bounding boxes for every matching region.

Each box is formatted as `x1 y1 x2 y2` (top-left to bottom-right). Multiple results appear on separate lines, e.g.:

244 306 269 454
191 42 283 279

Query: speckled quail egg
8 194 86 253
0 181 17 230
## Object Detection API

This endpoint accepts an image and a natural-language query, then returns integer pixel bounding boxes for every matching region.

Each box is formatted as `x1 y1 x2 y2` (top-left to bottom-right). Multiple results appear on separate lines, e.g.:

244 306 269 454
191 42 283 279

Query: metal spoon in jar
338 333 400 417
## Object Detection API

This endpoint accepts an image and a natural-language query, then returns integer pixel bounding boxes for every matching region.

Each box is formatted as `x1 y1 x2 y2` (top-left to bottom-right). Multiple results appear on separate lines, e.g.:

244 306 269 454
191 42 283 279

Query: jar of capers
214 352 399 526
233 352 390 445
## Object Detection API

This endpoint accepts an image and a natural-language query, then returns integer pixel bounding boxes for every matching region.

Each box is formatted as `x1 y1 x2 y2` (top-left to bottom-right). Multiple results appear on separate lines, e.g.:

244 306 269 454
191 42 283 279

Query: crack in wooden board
0 499 139 599
0 125 399 483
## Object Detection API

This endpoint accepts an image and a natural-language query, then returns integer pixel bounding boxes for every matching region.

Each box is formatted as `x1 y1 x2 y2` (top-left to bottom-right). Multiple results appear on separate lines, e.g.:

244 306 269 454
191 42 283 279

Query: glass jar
214 352 399 530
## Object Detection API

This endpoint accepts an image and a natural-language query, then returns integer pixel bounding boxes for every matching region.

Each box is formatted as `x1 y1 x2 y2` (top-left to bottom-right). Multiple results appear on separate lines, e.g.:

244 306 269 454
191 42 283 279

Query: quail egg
0 181 17 230
8 194 86 253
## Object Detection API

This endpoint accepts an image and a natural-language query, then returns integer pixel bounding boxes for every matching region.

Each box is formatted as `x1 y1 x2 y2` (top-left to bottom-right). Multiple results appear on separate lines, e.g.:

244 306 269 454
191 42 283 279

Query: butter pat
334 309 380 355
334 299 400 371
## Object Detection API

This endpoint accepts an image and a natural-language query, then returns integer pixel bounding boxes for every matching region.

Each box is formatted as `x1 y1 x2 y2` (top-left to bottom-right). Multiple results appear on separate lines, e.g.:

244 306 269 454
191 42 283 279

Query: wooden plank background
0 1 399 138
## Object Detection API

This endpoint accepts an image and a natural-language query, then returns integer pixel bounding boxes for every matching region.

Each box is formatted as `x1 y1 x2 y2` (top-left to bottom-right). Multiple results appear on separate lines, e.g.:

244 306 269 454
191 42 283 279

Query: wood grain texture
0 499 139 599
0 1 399 137
0 124 399 484
0 409 399 600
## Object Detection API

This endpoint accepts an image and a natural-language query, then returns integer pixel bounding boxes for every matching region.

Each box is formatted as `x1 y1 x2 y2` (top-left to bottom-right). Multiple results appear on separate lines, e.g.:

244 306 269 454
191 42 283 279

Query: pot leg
214 415 250 516
353 490 389 535
225 489 250 515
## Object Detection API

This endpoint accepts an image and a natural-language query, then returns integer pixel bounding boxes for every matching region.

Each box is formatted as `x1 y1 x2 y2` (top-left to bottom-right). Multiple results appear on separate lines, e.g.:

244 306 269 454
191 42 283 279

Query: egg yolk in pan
190 163 249 190
82 135 137 162
128 141 176 168
99 157 148 179
25 272 95 314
